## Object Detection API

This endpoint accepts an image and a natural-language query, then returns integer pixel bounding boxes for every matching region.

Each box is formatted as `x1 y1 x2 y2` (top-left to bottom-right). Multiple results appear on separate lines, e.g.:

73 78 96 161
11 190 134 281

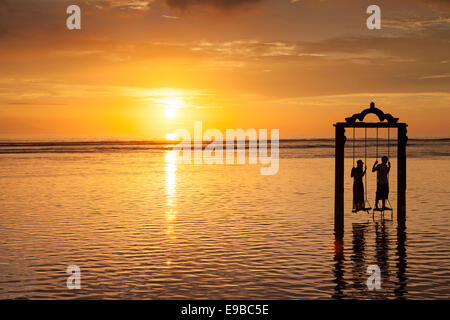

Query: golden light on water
165 150 177 197
165 150 178 263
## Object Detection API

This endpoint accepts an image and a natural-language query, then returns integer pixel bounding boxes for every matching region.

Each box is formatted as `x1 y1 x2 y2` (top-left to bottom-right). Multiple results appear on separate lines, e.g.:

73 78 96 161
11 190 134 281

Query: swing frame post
398 126 407 225
334 125 346 238
333 102 408 238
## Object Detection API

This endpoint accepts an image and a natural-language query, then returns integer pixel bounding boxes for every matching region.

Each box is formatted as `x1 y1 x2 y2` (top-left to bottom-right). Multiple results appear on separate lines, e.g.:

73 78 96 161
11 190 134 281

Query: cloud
162 14 180 19
164 0 263 10
0 0 9 37
419 73 450 80
420 0 450 12
384 17 450 31
0 24 6 38
190 40 325 59
423 0 450 6
95 0 153 11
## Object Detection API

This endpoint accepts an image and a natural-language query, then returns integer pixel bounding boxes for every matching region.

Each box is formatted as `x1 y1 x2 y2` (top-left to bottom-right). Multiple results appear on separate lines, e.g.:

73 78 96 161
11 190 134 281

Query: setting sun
160 97 185 119
165 108 177 119
165 133 176 141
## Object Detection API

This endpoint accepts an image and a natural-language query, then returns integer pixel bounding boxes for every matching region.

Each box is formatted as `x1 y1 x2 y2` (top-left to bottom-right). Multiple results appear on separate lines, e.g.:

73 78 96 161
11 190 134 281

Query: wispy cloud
190 40 325 58
96 0 153 11
162 14 180 19
384 16 450 31
419 73 450 80
420 0 450 13
163 0 264 10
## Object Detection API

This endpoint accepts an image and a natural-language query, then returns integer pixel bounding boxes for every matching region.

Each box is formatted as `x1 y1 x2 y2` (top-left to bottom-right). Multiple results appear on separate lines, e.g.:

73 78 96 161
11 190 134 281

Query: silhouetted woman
351 160 367 212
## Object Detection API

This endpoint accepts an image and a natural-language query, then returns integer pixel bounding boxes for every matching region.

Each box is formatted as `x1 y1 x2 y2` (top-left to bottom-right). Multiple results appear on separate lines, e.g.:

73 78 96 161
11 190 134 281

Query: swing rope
364 127 369 205
387 127 392 212
376 127 379 160
387 127 390 159
353 127 355 168
372 127 380 212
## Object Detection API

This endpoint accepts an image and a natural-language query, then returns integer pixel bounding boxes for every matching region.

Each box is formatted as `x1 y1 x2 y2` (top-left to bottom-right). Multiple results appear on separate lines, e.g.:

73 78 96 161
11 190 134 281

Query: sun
145 95 186 119
165 133 176 141
160 97 184 119
165 108 177 118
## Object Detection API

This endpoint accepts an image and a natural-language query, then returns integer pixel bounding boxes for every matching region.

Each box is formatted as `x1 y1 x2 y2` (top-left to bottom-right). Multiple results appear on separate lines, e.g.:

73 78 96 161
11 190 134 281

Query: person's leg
375 185 380 208
386 183 390 208
359 183 365 209
382 184 388 209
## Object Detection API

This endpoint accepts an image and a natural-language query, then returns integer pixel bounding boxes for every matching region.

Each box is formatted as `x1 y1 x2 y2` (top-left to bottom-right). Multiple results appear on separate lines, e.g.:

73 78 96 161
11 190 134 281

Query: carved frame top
345 102 399 124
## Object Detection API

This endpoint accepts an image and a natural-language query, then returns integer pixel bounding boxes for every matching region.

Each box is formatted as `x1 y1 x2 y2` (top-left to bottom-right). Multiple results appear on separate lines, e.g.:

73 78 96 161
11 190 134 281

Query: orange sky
0 0 449 137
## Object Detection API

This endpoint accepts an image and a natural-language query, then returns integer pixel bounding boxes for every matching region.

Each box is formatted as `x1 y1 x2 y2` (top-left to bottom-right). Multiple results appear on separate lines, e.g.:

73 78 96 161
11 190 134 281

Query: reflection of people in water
375 220 390 288
372 156 391 209
332 221 408 298
351 160 367 211
351 223 368 292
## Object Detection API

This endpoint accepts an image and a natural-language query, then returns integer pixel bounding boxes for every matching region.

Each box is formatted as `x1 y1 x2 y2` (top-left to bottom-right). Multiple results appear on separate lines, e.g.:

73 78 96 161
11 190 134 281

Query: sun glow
165 108 177 118
159 97 185 119
165 133 176 141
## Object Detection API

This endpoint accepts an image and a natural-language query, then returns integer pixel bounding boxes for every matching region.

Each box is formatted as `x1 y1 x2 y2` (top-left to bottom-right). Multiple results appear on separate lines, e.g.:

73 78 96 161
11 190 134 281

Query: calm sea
0 137 449 299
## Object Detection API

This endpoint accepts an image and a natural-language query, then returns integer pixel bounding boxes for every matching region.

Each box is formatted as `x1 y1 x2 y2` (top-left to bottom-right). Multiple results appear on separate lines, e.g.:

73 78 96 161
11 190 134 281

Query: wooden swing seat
373 207 393 212
352 207 372 213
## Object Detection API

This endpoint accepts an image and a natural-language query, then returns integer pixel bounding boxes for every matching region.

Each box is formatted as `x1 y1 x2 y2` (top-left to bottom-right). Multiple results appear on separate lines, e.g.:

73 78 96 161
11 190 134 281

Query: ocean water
0 137 449 299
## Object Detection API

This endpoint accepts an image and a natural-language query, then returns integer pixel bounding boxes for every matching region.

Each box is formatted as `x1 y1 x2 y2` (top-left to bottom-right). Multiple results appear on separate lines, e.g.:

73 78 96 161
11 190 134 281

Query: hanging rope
376 127 379 160
387 127 390 159
387 127 393 212
364 127 369 203
353 127 355 167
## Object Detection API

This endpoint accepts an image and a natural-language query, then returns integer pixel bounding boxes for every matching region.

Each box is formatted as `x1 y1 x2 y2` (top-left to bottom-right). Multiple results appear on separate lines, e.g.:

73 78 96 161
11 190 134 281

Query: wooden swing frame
333 102 408 238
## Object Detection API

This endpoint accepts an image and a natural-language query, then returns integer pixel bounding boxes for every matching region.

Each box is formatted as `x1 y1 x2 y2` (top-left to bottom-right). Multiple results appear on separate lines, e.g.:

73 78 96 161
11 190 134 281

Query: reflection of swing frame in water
333 102 408 238
332 220 408 299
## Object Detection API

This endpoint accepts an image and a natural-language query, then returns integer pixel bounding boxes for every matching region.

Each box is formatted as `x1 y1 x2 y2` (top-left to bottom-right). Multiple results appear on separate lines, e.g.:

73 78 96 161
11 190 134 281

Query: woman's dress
352 167 365 211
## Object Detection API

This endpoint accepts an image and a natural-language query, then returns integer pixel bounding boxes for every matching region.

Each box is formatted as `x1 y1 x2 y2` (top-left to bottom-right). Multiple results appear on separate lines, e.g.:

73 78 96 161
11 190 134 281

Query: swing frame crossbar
336 123 406 128
333 102 408 238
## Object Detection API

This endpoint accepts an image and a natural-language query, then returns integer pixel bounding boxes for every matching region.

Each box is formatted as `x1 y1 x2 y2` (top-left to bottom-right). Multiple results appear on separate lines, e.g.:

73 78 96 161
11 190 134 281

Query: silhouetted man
372 156 391 209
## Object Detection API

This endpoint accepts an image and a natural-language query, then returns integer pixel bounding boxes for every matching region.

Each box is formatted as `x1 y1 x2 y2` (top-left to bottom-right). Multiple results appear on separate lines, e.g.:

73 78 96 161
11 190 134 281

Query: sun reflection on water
165 150 178 265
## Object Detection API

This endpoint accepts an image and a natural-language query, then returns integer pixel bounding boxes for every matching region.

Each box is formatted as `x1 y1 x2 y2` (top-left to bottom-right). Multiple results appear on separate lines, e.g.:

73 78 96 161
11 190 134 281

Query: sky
0 0 449 137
